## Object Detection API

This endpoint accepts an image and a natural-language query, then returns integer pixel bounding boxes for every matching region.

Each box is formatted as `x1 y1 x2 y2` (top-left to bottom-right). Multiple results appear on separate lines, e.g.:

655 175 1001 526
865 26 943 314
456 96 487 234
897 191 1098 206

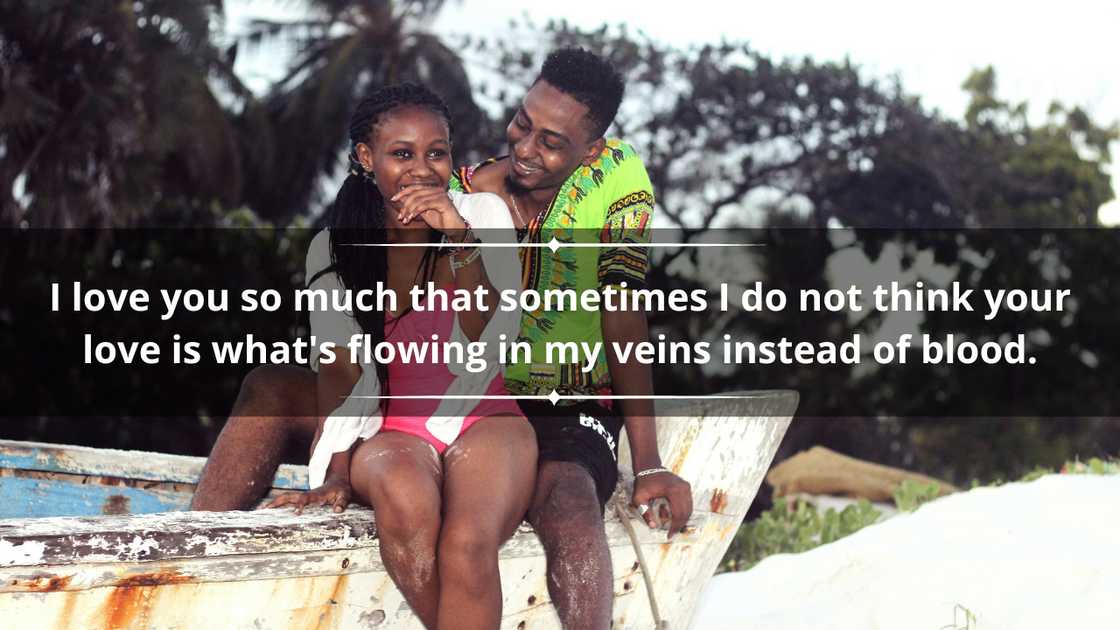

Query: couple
191 48 692 629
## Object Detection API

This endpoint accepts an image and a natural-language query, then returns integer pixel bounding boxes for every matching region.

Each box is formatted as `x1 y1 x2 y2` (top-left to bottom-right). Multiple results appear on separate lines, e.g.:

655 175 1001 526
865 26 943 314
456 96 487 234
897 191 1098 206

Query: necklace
510 193 528 228
510 189 558 244
510 193 531 243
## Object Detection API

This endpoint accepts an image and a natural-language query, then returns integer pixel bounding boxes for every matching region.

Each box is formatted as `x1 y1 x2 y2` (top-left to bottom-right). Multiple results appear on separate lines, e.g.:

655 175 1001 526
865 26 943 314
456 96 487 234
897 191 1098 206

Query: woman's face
356 105 451 229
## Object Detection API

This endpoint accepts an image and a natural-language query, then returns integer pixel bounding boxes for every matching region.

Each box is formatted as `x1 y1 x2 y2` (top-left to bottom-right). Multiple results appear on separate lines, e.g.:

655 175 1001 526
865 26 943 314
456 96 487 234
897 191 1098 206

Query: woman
265 84 535 630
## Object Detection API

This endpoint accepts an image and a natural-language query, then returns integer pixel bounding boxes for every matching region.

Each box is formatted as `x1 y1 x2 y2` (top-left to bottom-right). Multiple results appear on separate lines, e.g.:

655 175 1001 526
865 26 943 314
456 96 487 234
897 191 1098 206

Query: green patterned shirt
452 139 654 398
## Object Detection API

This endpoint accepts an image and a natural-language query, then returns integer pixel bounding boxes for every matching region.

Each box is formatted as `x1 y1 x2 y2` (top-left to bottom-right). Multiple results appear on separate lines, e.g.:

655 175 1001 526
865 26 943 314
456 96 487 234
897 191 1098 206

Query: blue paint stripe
0 476 191 519
271 467 309 490
0 441 309 490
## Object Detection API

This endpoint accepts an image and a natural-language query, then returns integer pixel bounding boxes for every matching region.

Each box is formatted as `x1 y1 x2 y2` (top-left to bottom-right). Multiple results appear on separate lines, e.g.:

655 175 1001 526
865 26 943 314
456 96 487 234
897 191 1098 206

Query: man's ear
581 137 607 167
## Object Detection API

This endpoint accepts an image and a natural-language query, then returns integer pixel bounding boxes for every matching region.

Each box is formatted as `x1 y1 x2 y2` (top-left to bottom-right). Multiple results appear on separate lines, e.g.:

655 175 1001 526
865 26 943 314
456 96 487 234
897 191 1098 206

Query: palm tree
1 0 253 227
238 0 487 223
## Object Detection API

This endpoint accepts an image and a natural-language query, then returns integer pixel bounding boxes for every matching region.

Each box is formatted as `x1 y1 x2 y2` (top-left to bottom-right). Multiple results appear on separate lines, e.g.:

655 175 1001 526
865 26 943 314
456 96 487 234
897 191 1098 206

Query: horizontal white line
344 243 765 248
344 394 767 400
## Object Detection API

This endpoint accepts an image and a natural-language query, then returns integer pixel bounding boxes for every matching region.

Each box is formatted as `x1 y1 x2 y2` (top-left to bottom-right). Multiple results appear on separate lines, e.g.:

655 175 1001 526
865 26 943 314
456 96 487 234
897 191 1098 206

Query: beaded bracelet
445 219 477 254
450 246 481 271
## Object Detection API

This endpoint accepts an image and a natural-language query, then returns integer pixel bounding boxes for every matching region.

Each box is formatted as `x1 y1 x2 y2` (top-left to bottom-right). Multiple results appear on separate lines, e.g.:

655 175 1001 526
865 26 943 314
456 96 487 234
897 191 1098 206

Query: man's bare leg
190 365 317 511
528 461 614 630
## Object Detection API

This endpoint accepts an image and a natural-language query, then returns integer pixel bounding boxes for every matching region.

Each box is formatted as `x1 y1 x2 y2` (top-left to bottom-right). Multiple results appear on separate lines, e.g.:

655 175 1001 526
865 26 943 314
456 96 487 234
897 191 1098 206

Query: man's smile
511 158 541 176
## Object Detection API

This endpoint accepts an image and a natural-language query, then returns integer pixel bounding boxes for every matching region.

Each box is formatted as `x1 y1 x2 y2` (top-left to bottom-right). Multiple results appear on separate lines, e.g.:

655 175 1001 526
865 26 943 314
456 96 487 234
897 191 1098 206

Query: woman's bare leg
350 432 444 629
437 415 538 630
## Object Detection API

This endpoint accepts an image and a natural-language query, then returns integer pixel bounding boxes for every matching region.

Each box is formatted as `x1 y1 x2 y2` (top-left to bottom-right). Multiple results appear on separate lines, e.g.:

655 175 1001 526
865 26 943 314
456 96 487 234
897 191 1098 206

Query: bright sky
226 0 1120 223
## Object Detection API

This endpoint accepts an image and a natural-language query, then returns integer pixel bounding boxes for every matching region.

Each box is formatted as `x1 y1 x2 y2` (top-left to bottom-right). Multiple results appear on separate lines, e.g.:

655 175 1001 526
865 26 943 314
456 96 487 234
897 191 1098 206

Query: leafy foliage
720 497 882 572
1060 457 1120 475
0 0 252 227
236 0 490 223
892 479 942 513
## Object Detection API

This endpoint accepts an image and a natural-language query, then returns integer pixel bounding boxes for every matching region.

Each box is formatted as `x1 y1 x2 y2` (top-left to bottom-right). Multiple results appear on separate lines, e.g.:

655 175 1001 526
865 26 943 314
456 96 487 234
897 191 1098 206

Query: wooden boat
0 391 796 629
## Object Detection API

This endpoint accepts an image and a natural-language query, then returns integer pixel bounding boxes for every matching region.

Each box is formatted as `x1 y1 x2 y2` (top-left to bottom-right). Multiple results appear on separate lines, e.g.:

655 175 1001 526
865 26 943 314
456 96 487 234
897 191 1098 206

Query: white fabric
689 475 1120 630
306 190 521 488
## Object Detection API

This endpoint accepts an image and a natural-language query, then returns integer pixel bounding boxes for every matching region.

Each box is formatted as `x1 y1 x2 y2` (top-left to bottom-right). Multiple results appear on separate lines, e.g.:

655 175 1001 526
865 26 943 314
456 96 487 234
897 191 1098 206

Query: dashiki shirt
452 139 654 400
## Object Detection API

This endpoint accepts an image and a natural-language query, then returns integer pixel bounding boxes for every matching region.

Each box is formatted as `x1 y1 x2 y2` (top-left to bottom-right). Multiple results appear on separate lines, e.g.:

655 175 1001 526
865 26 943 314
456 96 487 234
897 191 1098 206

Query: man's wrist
625 415 662 473
631 450 664 474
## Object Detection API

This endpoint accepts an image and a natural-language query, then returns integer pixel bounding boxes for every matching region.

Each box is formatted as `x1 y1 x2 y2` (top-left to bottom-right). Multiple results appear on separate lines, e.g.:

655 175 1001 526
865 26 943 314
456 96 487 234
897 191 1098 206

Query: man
192 48 692 629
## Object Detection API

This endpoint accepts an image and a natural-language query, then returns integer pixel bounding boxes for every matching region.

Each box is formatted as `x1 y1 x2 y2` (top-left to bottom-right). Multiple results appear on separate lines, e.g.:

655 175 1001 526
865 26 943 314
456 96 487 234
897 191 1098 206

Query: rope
614 501 670 629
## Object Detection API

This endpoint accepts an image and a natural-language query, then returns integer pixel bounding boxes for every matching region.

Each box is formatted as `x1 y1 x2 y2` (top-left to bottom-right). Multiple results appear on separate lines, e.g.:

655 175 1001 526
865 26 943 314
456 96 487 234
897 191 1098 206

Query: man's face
505 80 604 194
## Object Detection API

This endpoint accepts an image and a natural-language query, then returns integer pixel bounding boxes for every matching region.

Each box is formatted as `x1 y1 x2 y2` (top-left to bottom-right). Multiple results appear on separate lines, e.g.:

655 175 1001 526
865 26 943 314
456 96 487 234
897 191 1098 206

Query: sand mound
690 475 1120 630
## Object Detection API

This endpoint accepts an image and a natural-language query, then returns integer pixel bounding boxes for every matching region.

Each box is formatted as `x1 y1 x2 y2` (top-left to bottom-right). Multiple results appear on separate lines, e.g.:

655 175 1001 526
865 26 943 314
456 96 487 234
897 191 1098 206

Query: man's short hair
535 47 624 139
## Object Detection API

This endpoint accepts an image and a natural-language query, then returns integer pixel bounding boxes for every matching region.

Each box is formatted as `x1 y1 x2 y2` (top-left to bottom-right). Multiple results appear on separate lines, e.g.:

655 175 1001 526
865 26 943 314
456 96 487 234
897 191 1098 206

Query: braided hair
315 84 453 400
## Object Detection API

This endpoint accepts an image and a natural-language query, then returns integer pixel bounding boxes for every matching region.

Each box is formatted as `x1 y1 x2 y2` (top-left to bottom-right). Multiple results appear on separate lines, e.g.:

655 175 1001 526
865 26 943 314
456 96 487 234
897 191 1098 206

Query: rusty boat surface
0 391 796 629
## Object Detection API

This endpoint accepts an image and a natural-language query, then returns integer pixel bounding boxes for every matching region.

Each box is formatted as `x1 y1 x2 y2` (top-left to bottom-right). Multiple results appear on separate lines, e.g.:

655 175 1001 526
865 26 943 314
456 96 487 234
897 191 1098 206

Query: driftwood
766 446 957 503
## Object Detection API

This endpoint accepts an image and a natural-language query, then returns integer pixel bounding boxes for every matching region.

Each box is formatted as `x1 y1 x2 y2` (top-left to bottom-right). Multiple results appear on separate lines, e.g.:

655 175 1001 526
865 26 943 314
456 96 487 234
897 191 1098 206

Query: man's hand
262 477 352 514
631 469 693 537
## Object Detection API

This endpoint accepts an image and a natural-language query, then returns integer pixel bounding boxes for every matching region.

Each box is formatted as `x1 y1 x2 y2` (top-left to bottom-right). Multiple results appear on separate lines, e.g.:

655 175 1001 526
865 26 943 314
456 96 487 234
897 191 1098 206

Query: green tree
1 0 252 227
878 70 1119 481
237 0 487 223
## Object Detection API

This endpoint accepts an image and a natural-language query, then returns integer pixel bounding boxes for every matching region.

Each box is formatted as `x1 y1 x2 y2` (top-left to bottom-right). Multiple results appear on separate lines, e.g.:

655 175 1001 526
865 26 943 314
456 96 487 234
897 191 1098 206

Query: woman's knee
438 517 502 577
365 478 441 538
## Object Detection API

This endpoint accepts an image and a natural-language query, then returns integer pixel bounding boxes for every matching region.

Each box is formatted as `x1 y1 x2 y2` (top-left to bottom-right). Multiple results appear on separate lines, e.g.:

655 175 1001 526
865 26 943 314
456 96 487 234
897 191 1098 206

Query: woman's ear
355 142 374 173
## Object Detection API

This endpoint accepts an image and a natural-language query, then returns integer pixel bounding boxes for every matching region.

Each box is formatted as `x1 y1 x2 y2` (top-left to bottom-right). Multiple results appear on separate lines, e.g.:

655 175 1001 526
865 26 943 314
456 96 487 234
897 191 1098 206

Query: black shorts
519 399 624 511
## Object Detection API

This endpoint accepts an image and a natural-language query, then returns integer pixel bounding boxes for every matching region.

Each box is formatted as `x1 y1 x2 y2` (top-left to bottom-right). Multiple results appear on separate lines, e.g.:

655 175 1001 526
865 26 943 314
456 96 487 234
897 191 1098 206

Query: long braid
318 84 453 407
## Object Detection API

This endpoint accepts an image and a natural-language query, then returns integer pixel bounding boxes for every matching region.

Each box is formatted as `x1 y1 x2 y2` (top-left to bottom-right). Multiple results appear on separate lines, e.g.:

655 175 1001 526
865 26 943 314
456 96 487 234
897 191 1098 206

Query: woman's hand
392 187 468 236
262 477 352 514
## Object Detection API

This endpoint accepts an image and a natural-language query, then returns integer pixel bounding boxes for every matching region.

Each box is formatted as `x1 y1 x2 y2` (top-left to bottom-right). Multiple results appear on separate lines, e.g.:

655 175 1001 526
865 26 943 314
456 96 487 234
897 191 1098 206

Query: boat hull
0 391 796 629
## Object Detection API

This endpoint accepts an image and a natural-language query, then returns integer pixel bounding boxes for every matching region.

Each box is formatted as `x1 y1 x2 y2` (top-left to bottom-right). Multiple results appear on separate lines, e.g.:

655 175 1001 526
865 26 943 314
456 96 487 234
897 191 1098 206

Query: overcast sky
226 0 1120 222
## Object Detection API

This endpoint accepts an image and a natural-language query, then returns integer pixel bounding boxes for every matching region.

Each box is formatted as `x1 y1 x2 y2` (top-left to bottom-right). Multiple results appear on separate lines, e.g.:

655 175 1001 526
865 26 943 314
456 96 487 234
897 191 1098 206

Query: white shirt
306 190 521 488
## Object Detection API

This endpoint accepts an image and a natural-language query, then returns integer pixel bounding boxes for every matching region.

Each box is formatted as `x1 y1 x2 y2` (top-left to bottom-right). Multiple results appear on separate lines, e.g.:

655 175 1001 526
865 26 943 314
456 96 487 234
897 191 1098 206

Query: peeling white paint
0 540 46 567
85 536 112 550
123 535 160 559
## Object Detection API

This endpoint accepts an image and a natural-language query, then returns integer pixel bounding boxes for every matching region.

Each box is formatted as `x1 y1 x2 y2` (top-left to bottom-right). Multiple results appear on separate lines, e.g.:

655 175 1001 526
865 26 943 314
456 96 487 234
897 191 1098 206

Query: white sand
690 475 1120 630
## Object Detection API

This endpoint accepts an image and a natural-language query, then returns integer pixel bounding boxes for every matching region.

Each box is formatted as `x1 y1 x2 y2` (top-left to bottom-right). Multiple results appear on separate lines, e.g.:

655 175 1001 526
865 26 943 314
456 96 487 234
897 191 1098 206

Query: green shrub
892 480 943 512
1060 457 1120 475
719 498 882 573
1017 465 1055 482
